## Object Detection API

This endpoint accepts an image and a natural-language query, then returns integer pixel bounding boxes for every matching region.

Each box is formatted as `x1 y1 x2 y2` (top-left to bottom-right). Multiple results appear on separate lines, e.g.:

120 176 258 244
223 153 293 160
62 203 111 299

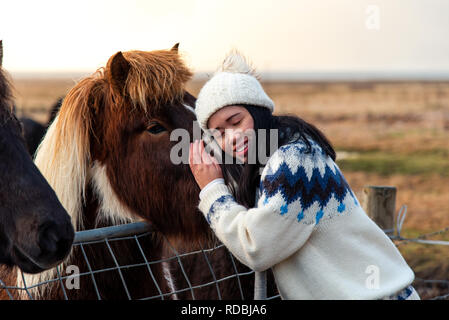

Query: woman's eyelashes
211 117 243 141
231 115 243 126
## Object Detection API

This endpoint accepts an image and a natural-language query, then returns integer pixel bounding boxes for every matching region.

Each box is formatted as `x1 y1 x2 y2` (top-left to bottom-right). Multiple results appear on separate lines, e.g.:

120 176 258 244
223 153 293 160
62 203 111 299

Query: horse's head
35 45 210 244
0 50 74 274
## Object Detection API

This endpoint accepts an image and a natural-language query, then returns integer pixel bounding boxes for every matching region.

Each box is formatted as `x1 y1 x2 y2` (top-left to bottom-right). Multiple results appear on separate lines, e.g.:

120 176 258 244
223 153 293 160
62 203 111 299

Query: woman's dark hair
221 105 336 209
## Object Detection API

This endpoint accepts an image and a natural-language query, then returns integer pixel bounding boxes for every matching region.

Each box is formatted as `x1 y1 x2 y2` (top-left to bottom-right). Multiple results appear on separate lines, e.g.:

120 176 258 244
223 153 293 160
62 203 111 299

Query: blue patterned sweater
198 137 415 300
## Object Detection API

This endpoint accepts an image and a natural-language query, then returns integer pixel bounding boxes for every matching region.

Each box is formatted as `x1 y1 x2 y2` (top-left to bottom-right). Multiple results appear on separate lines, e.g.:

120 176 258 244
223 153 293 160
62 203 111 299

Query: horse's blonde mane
34 73 99 231
34 49 192 231
22 48 192 298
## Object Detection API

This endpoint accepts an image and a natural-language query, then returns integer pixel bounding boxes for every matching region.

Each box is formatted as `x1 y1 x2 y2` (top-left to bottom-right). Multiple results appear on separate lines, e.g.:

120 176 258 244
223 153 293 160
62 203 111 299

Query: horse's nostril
38 222 73 261
39 224 58 254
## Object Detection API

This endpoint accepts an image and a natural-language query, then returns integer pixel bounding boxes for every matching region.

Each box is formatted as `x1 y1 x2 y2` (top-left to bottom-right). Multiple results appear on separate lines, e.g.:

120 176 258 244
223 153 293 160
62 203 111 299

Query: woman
189 50 419 300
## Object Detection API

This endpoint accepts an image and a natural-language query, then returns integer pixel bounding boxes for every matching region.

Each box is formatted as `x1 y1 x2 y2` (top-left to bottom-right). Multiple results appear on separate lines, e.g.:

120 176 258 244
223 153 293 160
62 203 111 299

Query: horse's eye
147 123 166 134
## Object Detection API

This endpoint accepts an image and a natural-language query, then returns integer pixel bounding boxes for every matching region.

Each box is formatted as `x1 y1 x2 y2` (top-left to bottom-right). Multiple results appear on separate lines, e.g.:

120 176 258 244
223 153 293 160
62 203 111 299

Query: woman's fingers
202 141 220 167
190 139 221 168
192 140 202 165
200 140 214 165
208 149 220 166
189 142 193 166
189 141 198 166
188 140 224 189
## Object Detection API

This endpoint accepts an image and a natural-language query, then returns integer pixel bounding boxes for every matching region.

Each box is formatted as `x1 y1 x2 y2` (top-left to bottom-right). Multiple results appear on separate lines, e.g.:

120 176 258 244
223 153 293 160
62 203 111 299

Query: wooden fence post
362 186 396 234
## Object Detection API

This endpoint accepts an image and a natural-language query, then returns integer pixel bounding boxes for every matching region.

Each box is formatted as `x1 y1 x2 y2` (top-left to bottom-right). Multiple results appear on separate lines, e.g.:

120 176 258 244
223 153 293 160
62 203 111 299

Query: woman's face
207 105 254 163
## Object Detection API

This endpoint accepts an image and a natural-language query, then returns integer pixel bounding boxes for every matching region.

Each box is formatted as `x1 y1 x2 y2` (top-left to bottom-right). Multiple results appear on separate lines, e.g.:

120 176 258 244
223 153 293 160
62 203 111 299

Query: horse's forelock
119 50 193 112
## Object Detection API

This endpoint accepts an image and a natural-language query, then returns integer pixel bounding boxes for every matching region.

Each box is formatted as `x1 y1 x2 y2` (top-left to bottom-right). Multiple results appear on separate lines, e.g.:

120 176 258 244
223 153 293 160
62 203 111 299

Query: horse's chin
12 245 58 274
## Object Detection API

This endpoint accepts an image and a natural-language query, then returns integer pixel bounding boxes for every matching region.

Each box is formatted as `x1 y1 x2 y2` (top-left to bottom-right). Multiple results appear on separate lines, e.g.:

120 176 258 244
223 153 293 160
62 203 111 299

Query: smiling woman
188 50 420 300
207 105 254 163
193 51 336 209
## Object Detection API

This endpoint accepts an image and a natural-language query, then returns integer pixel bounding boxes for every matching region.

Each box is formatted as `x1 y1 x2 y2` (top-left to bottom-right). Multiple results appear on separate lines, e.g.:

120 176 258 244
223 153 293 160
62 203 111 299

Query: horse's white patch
162 261 179 300
91 163 181 300
90 161 141 227
183 103 195 115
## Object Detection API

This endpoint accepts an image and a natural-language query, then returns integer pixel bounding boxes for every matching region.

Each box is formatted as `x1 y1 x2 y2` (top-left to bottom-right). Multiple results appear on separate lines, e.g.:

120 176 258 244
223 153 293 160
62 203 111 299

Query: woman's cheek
223 138 234 155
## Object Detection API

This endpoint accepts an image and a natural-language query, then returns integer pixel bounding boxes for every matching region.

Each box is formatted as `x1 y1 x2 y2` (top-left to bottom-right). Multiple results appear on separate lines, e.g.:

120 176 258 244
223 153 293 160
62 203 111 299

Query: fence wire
0 222 277 300
1 203 447 300
386 205 449 300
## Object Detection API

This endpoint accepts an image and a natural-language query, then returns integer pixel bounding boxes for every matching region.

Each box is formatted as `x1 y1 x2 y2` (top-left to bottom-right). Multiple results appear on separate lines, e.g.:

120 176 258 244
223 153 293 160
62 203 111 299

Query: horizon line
9 70 449 81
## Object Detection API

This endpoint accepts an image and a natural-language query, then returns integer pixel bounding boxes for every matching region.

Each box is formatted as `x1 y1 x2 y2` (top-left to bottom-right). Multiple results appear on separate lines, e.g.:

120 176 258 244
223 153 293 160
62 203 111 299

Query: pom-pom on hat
195 50 274 132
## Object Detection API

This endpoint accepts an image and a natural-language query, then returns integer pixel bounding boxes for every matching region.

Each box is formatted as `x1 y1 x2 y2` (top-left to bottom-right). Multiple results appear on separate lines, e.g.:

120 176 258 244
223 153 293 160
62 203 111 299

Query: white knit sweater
198 137 415 300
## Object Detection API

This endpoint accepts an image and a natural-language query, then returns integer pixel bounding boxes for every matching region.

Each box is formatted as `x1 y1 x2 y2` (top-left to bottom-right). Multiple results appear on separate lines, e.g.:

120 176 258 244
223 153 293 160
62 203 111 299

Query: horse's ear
109 51 131 92
171 43 179 53
0 40 3 67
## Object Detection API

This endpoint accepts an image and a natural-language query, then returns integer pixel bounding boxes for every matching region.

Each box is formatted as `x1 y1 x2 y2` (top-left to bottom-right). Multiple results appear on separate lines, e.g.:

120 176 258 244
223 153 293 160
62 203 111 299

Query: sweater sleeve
197 141 325 272
199 178 225 200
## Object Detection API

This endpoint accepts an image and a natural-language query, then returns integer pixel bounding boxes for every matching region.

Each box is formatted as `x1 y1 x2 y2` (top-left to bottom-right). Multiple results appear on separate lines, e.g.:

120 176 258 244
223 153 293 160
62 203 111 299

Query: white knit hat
195 50 274 132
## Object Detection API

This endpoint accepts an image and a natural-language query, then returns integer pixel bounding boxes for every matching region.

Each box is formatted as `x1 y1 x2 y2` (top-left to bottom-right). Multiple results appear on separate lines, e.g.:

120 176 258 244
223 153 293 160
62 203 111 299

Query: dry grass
11 77 77 123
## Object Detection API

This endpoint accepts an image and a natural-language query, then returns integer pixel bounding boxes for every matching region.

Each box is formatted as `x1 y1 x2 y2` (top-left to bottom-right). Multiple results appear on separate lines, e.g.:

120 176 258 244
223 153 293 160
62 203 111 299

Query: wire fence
0 203 448 300
383 205 449 300
0 221 276 300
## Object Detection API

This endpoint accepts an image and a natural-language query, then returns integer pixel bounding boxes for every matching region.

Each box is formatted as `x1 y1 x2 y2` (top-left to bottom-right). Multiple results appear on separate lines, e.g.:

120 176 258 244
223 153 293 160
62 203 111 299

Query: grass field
11 75 449 299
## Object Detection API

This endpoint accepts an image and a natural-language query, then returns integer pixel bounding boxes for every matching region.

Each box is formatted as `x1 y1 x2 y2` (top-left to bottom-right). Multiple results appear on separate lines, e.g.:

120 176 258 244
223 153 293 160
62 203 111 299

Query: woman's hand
189 139 223 190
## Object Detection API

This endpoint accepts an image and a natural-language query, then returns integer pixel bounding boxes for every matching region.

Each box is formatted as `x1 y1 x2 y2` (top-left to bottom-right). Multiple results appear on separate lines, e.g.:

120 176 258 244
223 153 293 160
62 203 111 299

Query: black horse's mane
0 67 15 124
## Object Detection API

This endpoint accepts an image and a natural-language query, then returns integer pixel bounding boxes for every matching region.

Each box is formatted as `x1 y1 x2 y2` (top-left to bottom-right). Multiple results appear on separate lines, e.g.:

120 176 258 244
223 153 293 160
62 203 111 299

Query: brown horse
0 40 74 284
2 44 260 300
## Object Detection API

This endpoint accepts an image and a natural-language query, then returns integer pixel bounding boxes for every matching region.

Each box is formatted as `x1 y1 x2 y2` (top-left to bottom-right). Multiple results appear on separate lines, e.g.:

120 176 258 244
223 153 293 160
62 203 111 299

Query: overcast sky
1 0 449 74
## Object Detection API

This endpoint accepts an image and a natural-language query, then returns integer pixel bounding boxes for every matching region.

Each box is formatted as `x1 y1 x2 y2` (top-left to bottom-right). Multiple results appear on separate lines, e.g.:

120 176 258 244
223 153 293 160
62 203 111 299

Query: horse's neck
79 186 101 230
84 161 140 230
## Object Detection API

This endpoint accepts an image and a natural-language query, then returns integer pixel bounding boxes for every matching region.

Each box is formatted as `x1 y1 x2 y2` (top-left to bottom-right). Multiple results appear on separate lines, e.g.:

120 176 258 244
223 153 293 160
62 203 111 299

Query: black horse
0 40 74 274
19 98 62 156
